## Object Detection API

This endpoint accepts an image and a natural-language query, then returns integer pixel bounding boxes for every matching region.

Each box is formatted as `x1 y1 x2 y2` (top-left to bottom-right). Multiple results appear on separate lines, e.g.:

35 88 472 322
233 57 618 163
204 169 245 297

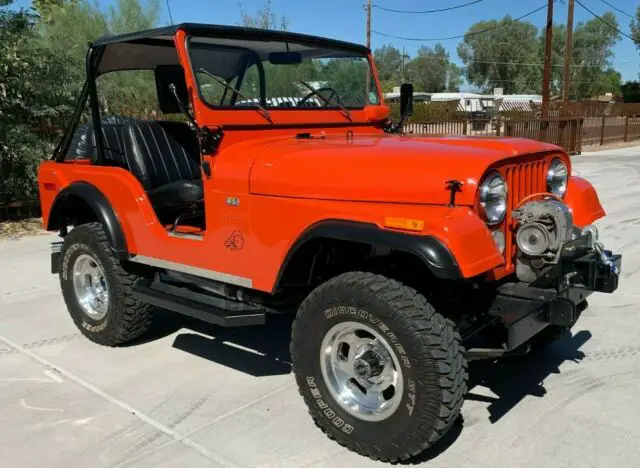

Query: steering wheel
298 87 342 108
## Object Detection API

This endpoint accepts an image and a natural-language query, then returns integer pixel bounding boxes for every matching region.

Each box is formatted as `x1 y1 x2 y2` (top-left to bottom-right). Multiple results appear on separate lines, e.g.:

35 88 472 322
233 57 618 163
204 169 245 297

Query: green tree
447 63 463 92
1 0 75 202
373 44 402 91
621 81 640 102
40 0 161 116
457 17 540 94
31 0 66 22
240 0 288 30
631 5 640 50
406 44 458 93
570 12 621 98
458 12 621 98
1 0 161 205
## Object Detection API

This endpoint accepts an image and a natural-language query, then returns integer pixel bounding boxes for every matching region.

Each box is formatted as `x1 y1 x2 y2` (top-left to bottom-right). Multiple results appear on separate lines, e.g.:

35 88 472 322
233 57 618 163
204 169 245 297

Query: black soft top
92 23 369 75
93 23 369 52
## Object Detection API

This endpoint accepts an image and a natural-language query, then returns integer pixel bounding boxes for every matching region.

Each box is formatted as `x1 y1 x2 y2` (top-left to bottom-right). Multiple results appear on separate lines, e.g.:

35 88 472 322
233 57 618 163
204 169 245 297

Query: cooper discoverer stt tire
59 222 152 346
290 272 467 462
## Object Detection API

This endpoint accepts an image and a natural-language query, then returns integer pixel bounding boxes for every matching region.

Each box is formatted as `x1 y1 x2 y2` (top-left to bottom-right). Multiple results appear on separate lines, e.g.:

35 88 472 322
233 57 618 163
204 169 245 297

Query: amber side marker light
384 217 425 232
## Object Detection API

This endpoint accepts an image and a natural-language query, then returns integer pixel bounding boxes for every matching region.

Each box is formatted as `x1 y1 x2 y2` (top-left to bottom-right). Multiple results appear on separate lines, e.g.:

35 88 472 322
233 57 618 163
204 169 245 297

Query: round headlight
479 172 507 225
547 159 568 197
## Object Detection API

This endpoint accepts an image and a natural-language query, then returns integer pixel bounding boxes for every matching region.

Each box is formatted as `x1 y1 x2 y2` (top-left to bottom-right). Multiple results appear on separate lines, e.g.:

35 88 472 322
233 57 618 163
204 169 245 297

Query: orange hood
249 134 560 206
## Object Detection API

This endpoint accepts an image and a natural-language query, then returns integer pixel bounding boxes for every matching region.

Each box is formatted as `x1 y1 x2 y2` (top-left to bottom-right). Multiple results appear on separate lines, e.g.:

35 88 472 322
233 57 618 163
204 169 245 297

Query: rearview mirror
400 83 414 117
269 51 303 65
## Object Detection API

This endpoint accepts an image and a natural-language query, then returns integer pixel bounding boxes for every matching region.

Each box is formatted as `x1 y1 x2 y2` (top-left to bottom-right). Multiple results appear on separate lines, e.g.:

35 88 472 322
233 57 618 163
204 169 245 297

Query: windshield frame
185 35 381 114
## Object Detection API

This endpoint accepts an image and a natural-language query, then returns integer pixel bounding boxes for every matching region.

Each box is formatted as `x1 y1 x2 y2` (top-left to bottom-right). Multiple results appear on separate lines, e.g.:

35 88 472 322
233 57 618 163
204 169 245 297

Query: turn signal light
384 217 425 232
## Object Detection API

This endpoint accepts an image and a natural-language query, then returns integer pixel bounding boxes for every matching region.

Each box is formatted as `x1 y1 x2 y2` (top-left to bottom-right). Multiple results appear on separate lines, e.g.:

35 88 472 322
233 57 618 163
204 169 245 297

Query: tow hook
582 225 619 275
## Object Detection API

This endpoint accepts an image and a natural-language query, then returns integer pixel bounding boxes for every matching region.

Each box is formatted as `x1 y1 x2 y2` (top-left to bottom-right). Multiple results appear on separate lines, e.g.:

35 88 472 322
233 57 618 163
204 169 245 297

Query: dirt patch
0 218 46 239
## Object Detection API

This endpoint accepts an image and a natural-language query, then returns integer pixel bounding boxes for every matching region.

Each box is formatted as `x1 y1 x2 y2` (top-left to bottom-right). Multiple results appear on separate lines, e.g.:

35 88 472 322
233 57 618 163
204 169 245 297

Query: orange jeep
38 24 621 462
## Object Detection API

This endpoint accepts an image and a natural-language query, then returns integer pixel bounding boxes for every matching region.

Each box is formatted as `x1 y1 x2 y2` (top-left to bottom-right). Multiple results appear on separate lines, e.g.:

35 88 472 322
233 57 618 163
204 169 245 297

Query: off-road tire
59 222 152 346
290 272 467 462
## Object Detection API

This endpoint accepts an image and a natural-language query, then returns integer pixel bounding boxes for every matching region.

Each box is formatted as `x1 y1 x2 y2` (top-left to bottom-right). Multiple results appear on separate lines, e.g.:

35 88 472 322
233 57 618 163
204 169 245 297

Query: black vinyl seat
121 121 203 224
65 115 134 162
74 118 203 225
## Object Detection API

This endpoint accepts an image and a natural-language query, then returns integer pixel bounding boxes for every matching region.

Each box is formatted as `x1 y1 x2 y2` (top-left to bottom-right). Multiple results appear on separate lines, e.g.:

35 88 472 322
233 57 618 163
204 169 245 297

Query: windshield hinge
200 127 224 154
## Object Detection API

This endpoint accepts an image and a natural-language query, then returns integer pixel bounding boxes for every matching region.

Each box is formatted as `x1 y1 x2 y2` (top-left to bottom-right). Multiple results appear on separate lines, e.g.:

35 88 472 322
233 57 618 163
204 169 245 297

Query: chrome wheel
320 320 403 422
72 253 109 320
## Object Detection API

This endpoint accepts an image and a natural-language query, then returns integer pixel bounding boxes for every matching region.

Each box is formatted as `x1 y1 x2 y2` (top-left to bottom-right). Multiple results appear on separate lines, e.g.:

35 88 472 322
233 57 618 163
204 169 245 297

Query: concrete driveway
1 146 639 468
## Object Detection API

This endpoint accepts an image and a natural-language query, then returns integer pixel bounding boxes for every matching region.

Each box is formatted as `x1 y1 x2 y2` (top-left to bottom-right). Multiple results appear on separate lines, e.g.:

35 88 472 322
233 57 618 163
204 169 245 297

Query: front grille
503 158 548 268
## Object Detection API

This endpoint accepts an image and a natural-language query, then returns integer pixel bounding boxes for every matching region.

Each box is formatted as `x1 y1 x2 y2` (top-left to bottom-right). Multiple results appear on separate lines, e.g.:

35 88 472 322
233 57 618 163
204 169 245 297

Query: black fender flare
47 182 128 259
274 220 462 290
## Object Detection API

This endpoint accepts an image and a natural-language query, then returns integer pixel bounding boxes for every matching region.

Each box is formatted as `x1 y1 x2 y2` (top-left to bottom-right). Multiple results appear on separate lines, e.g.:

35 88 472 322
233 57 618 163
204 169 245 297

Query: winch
512 200 574 283
512 200 619 283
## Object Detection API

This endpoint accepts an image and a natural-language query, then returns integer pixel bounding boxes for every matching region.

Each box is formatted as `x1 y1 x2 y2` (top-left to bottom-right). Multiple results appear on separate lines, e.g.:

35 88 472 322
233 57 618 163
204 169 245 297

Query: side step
132 280 266 327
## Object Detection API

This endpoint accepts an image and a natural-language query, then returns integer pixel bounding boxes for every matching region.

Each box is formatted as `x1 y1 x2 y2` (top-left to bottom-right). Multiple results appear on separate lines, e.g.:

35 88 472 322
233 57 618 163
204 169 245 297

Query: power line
372 2 550 41
410 55 632 67
575 0 636 41
598 0 636 20
371 0 484 14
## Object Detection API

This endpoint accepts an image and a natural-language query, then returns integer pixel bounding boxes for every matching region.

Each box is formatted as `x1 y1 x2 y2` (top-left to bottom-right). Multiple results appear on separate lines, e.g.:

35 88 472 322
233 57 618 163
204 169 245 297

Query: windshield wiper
298 80 352 122
198 68 273 123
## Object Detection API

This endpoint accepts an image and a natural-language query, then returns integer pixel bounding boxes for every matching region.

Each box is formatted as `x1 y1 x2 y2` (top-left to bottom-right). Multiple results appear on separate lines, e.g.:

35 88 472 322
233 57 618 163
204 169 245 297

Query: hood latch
445 180 464 207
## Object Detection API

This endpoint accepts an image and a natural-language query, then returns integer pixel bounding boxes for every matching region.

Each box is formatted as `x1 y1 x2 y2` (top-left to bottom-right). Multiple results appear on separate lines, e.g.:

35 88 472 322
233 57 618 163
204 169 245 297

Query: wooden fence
400 99 640 154
404 116 583 154
582 115 640 147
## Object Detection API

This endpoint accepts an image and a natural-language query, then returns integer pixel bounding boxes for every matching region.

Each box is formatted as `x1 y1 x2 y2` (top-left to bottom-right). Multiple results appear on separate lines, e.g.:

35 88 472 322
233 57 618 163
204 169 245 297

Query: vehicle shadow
136 311 592 463
404 329 592 464
465 329 591 424
151 310 295 377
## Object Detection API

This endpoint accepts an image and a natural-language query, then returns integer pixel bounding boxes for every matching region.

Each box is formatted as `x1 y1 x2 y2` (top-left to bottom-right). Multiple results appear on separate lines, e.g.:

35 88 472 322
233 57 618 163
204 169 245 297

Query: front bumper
490 236 621 351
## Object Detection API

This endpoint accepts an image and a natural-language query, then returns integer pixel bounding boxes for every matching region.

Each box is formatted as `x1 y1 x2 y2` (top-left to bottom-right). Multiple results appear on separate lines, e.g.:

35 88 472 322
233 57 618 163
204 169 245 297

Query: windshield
188 37 379 110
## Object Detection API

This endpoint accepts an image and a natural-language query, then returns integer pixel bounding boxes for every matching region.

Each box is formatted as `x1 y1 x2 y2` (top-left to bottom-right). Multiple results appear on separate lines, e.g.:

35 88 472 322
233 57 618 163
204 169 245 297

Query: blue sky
14 0 640 81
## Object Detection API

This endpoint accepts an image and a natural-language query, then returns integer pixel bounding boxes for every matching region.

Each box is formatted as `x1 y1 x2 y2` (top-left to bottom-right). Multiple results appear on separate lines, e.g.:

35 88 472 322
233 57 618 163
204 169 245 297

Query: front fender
274 207 505 290
417 207 504 278
565 176 605 228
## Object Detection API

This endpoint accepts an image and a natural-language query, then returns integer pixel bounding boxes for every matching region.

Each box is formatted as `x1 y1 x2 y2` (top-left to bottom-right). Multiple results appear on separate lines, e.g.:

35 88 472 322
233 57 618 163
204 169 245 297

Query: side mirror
400 83 414 117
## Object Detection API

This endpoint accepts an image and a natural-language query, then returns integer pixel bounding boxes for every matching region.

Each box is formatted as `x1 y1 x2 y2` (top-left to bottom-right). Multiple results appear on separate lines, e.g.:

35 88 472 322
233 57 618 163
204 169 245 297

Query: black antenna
165 0 174 25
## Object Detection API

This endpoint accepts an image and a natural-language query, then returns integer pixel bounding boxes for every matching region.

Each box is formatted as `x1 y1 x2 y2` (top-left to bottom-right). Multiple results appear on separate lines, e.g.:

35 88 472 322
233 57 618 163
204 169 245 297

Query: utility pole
365 0 372 95
541 0 554 117
366 0 372 49
562 0 575 101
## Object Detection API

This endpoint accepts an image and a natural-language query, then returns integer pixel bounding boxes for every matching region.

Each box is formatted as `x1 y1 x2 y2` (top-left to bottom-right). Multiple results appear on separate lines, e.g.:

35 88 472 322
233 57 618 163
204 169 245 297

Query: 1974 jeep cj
39 23 621 461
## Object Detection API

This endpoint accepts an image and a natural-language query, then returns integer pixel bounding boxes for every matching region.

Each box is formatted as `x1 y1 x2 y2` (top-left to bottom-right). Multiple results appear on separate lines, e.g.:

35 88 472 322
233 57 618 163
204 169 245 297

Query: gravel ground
1 146 639 468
